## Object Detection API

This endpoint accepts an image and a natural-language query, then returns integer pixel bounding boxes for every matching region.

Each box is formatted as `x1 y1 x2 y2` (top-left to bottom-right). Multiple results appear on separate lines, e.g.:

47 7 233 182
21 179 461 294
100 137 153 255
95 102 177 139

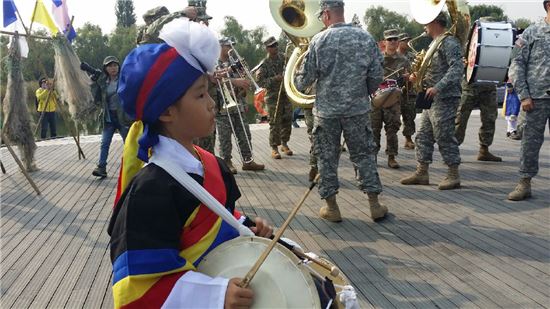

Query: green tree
108 26 137 64
364 6 409 41
514 18 533 30
22 30 55 81
220 16 267 71
73 23 110 69
115 0 137 28
468 4 508 22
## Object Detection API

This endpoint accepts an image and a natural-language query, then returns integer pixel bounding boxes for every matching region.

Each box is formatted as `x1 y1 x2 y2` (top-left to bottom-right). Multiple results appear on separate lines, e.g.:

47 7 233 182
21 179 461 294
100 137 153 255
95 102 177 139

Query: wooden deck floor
1 112 549 308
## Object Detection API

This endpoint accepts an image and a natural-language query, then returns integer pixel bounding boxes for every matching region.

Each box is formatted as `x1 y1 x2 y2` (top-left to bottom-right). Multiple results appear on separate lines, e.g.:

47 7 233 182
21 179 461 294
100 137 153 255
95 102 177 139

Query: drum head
197 236 321 308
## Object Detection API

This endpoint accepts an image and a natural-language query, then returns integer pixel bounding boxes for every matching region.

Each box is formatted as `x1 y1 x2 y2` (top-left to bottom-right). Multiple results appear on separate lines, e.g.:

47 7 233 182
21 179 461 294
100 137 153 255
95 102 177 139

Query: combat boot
224 159 238 174
271 146 281 159
477 145 502 162
319 195 342 222
92 166 107 178
368 193 388 221
404 136 415 150
507 178 531 201
281 144 293 156
400 163 429 185
242 160 265 171
388 155 400 169
438 165 461 190
308 166 318 182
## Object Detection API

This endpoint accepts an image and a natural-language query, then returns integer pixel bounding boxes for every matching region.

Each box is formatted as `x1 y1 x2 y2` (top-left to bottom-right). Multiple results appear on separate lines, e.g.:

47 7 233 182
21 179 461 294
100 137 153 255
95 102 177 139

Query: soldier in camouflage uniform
256 36 294 159
507 0 550 201
398 33 417 149
295 0 388 222
136 7 170 45
371 29 409 169
137 7 197 45
455 81 502 161
303 107 318 181
400 12 463 190
215 38 265 174
454 16 502 162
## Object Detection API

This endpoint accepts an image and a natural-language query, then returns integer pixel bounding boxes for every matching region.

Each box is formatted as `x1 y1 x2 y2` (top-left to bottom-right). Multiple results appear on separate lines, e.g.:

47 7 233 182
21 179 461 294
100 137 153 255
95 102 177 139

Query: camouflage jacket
295 23 383 118
255 53 286 104
509 20 550 101
383 52 409 87
422 35 463 98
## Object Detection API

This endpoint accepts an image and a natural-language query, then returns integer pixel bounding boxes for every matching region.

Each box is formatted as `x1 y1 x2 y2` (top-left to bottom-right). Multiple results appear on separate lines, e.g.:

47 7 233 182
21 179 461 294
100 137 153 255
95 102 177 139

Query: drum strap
150 154 254 237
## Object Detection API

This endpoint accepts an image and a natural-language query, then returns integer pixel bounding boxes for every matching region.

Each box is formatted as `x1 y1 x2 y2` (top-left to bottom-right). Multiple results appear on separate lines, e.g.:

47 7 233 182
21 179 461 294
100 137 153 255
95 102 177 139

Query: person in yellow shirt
35 77 58 139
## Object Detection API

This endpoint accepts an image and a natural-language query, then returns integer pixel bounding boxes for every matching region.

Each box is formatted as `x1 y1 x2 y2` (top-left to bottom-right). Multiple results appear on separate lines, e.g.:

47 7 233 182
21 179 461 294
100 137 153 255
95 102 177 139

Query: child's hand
250 217 273 238
225 278 254 309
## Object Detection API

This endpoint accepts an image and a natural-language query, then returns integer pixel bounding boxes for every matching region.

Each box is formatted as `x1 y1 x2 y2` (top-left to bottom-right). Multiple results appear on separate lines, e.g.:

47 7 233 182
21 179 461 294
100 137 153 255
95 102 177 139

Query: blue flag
3 0 18 27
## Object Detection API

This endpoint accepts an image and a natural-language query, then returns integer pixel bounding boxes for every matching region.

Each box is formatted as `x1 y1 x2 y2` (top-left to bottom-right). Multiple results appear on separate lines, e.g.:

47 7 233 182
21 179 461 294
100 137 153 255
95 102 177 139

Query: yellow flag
31 0 59 35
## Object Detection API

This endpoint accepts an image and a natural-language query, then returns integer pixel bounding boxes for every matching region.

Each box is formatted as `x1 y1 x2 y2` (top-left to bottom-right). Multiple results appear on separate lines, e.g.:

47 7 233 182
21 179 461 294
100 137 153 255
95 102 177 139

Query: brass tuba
269 0 324 108
409 0 470 92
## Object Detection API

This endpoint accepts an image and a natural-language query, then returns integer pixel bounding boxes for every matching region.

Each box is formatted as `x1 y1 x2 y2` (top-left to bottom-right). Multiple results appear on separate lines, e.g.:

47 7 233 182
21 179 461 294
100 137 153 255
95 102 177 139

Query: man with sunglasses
295 0 388 222
256 36 294 159
371 29 410 169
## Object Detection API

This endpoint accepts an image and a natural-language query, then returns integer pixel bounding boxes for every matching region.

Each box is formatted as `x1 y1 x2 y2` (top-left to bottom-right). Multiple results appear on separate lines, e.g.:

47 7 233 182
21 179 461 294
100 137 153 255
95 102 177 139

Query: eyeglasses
267 44 278 48
317 10 326 21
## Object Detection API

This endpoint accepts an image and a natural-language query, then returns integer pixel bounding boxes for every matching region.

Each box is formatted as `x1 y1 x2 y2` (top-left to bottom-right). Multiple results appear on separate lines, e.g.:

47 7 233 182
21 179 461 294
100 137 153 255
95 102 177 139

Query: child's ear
157 105 174 123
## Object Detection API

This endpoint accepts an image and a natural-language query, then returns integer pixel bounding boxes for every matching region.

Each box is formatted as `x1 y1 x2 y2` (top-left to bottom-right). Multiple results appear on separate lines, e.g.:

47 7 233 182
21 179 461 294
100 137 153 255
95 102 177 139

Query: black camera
80 62 102 81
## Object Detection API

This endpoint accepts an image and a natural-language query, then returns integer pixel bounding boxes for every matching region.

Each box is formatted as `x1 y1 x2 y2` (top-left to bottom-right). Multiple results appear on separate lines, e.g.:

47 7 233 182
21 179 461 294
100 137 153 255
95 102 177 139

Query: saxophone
409 0 471 92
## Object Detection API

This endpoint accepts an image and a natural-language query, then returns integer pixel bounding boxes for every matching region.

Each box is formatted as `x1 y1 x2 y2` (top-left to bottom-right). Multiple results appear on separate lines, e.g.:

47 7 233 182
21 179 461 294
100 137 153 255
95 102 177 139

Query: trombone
227 42 265 95
215 63 256 164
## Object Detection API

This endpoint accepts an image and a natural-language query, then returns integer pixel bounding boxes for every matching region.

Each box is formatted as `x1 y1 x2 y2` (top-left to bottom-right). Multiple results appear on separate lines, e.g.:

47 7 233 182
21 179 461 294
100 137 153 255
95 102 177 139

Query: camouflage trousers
267 102 293 147
401 94 417 137
313 113 382 199
216 112 253 162
455 87 497 146
520 100 550 178
416 97 461 166
194 129 216 154
304 108 317 167
371 103 401 156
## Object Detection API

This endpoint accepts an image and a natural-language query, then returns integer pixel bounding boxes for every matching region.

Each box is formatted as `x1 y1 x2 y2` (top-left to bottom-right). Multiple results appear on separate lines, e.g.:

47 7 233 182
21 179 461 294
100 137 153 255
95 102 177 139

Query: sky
2 0 546 38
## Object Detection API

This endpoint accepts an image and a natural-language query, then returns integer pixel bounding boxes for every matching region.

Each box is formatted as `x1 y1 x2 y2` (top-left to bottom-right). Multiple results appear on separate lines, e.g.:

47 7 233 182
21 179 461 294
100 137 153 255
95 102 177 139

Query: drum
197 236 354 308
466 20 514 84
372 79 402 109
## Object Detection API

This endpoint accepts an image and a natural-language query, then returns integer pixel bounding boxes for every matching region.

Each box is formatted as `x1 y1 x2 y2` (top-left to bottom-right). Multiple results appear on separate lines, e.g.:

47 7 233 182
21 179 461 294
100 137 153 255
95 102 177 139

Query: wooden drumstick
292 247 340 278
239 174 321 288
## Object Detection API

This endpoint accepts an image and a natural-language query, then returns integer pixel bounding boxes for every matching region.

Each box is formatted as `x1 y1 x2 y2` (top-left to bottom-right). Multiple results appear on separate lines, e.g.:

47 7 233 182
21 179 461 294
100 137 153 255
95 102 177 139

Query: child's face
166 75 215 140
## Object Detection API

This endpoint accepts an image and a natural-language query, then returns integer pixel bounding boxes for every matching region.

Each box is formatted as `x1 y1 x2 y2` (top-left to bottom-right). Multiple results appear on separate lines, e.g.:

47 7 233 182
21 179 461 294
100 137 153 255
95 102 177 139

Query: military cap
219 37 233 46
263 36 278 47
319 0 344 9
143 6 169 22
398 33 411 41
384 29 400 40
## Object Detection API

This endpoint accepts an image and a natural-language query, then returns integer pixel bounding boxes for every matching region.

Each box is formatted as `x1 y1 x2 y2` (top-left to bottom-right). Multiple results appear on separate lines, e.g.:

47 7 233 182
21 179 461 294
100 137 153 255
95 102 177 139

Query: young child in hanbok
108 18 272 309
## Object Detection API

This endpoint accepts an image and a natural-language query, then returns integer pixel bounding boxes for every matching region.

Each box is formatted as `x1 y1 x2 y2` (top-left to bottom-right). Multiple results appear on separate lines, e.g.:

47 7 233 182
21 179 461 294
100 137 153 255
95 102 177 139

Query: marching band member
215 37 265 173
507 0 550 201
400 12 463 190
108 18 272 308
295 0 388 222
372 28 410 169
397 33 417 150
256 36 294 159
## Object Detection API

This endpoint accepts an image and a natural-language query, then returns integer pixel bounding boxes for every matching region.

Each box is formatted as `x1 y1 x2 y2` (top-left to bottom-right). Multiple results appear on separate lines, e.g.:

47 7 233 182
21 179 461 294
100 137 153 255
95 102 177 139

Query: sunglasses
317 10 326 21
267 43 278 48
386 38 399 42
